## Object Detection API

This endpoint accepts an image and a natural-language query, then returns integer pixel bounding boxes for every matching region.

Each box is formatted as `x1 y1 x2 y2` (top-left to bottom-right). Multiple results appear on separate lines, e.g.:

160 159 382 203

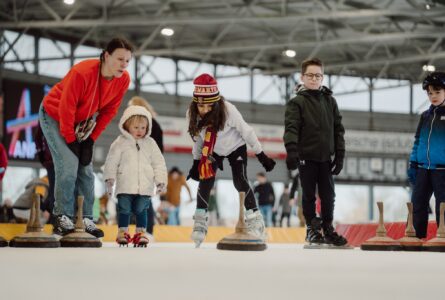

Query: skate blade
322 244 354 250
304 243 353 250
303 243 325 249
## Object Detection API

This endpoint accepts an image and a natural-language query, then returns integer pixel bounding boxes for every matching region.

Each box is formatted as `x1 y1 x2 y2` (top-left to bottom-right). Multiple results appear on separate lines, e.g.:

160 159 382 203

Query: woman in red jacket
38 37 133 237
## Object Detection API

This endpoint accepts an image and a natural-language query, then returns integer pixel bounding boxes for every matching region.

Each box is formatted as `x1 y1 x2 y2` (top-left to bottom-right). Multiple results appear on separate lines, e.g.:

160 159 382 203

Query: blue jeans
38 104 95 218
259 205 273 227
411 168 445 238
117 194 151 228
167 206 180 225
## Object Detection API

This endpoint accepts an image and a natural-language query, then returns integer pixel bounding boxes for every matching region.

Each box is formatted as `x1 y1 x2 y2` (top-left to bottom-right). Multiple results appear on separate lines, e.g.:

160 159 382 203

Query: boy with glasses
283 58 348 248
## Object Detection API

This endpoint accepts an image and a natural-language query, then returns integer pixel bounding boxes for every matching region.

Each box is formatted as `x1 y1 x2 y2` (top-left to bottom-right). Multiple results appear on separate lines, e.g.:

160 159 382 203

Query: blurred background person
12 175 50 224
35 122 55 223
278 184 292 227
0 142 7 205
254 172 275 227
290 172 305 227
166 167 193 225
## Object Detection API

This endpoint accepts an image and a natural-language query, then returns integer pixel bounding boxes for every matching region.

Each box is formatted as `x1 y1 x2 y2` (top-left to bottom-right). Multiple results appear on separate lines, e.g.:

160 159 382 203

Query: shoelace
60 215 74 229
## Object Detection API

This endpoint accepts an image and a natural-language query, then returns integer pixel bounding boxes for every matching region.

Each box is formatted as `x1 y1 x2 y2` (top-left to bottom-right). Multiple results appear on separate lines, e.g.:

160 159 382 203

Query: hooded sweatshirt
103 105 167 196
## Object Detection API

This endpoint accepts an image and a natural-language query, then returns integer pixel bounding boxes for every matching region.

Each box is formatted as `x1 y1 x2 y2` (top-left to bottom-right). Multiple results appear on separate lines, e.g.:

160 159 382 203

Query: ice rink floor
1 242 442 300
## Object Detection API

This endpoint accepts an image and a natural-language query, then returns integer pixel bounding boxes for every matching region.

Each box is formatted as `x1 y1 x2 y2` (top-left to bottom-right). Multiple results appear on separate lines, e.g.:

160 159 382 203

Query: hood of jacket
118 105 153 140
296 84 333 96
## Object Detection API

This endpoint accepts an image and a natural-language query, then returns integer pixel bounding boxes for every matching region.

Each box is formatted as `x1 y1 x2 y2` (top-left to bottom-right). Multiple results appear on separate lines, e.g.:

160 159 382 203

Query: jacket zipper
426 108 437 169
136 142 141 194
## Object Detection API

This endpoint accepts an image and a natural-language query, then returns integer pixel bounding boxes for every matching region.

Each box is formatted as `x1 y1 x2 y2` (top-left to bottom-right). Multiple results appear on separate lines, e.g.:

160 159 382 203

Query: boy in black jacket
283 58 348 247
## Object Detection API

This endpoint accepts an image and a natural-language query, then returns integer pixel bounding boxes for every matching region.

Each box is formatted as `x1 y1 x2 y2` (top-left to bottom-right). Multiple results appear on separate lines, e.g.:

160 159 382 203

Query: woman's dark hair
100 37 134 62
187 97 227 140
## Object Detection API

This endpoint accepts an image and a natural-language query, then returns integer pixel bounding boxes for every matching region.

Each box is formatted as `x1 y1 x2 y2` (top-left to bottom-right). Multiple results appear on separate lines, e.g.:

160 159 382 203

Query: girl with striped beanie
186 73 276 248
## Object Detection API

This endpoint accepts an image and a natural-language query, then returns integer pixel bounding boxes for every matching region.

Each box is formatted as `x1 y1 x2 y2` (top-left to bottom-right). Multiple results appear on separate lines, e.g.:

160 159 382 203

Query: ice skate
245 209 267 242
191 209 208 248
116 228 132 247
304 217 325 249
132 228 149 248
323 224 352 249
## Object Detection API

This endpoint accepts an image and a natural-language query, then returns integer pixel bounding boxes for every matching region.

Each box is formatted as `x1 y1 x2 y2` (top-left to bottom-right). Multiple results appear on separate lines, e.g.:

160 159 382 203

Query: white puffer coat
103 105 167 196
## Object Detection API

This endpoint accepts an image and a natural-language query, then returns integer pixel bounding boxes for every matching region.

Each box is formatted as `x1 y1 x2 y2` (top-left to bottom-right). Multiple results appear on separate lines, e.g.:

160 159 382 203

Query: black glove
187 160 200 181
67 141 81 159
285 143 299 170
331 152 344 175
256 152 276 172
79 137 94 166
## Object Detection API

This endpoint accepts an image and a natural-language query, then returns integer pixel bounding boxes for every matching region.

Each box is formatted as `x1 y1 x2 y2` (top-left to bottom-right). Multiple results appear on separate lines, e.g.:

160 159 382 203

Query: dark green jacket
283 86 345 162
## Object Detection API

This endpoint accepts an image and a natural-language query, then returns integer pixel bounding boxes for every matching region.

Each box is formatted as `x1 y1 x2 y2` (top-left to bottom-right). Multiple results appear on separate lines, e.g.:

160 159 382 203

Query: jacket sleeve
103 138 122 181
58 69 86 143
192 133 204 160
332 97 345 156
409 113 423 163
149 139 168 185
283 97 301 151
90 74 130 141
226 102 262 154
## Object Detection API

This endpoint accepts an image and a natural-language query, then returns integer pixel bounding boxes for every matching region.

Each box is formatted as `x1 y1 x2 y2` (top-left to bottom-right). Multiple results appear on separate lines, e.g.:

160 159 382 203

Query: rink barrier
336 221 438 247
0 224 307 243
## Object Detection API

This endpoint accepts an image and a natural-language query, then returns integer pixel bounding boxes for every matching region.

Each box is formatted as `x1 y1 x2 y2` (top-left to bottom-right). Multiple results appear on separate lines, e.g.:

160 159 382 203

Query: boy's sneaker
245 209 267 241
323 224 348 247
53 215 75 236
83 218 104 238
305 217 324 245
191 209 208 248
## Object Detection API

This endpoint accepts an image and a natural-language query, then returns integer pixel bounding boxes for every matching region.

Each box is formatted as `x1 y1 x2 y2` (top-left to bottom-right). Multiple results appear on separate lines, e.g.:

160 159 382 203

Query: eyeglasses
304 73 323 80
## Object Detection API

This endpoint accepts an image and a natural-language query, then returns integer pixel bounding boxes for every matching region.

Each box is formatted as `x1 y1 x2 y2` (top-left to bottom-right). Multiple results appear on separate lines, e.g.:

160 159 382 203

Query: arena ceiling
1 0 445 82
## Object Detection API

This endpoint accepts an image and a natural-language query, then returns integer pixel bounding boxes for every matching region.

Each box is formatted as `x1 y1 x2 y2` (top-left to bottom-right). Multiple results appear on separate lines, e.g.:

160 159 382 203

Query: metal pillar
34 36 39 74
174 59 179 97
134 56 140 95
250 70 254 103
368 185 374 221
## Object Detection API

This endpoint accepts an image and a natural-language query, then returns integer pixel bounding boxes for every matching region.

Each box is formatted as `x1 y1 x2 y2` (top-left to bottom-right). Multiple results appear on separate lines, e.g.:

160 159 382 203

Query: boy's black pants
196 145 257 211
411 168 445 238
298 160 335 228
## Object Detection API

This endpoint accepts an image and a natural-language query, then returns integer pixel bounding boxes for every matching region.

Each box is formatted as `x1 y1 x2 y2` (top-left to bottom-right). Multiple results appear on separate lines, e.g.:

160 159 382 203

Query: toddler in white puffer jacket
104 105 167 247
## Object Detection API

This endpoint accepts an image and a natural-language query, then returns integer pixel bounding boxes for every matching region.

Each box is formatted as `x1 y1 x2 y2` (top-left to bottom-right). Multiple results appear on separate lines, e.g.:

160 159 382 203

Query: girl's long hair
187 97 227 141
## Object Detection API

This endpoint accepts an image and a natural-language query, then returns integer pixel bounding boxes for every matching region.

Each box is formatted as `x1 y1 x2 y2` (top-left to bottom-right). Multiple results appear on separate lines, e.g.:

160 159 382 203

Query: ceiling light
283 49 296 58
422 64 436 72
161 28 174 37
63 0 75 5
